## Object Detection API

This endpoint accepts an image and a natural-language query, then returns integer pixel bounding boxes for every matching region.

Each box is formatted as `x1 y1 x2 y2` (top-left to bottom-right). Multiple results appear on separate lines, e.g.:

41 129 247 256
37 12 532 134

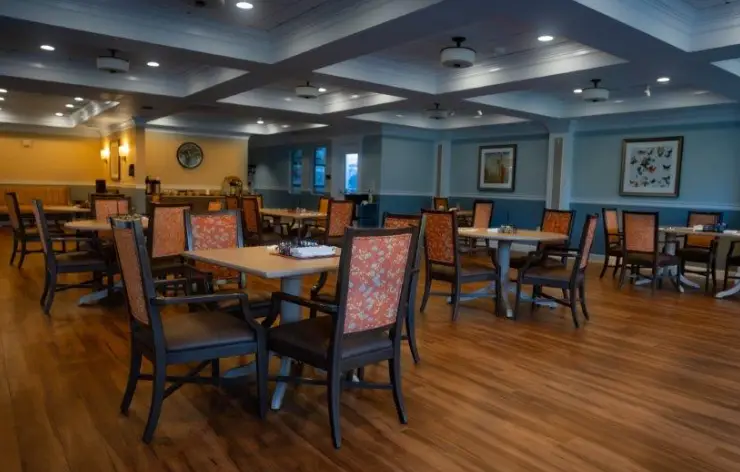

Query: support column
545 120 575 210
434 140 451 197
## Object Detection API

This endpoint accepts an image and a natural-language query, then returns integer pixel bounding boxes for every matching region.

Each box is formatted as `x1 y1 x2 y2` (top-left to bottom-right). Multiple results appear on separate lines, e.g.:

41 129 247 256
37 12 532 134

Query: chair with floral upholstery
241 196 281 246
146 203 191 279
619 210 681 292
6 191 65 268
311 199 354 247
303 196 330 237
599 208 623 279
419 209 498 321
679 211 722 293
91 194 131 220
501 208 576 271
207 200 223 211
111 215 268 444
514 214 599 328
265 225 418 449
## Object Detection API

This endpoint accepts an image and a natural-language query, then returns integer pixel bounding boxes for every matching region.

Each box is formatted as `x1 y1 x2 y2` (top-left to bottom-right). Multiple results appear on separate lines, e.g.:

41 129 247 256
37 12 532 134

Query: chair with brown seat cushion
618 211 681 292
184 209 272 316
514 214 599 327
146 203 192 279
303 196 330 237
241 196 281 246
311 199 354 246
678 211 722 293
31 200 115 315
599 207 623 278
498 208 576 271
265 225 418 449
419 209 498 322
111 216 268 444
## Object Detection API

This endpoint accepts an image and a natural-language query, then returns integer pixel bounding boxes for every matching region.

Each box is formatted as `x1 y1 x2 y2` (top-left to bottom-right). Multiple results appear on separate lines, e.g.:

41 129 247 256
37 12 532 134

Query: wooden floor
2 230 740 471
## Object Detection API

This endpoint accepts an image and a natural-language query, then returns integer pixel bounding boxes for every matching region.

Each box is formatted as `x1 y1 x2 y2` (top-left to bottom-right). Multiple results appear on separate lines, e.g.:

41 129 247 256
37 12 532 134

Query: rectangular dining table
182 246 340 409
0 204 91 216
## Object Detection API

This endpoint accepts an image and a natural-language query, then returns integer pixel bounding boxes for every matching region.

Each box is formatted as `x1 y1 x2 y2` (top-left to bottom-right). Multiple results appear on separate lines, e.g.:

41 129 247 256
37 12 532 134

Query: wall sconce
100 148 110 160
119 143 130 162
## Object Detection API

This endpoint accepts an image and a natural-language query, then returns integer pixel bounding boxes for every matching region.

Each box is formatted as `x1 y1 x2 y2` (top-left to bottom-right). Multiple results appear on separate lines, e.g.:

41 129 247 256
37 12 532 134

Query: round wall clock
176 142 204 169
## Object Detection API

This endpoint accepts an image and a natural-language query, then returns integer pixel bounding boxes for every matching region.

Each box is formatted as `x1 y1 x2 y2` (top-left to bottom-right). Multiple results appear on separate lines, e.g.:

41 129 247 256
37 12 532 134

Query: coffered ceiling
1 0 740 138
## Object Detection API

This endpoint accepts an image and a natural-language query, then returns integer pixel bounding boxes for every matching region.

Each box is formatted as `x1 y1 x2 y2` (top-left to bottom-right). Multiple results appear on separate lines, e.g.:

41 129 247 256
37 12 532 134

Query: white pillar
545 120 575 210
434 140 451 197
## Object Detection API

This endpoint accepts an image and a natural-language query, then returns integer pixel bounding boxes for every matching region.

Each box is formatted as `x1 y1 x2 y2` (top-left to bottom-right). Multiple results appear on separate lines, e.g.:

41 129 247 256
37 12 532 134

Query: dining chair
599 208 622 278
225 196 239 210
419 209 498 321
503 208 576 271
91 194 131 220
265 225 418 449
514 214 599 328
32 200 115 315
432 196 449 211
111 216 268 444
207 200 223 211
314 199 355 247
184 209 272 317
241 196 281 246
6 192 64 268
678 211 722 293
146 202 191 279
304 196 330 237
619 211 681 292
462 199 494 253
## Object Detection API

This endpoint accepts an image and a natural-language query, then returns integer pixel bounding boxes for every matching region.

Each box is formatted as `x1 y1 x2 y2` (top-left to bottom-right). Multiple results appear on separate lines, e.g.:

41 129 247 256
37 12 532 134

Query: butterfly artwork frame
619 136 683 197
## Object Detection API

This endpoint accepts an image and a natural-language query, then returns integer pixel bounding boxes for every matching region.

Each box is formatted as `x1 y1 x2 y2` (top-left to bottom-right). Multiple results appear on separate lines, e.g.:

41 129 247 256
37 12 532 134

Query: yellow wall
145 130 248 188
0 132 103 183
103 126 139 187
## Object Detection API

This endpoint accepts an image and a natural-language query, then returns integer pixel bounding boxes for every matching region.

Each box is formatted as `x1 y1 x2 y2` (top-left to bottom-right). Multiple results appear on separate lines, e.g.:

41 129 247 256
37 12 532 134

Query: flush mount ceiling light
284 97 292 101
74 96 83 101
295 81 319 99
146 61 160 67
657 76 670 83
257 118 264 124
0 97 4 101
580 79 610 102
318 87 327 93
426 102 451 120
538 35 554 42
440 36 476 68
236 1 254 9
573 88 583 94
55 112 63 116
281 124 290 128
65 103 74 108
351 94 360 99
40 44 55 51
0 88 7 94
614 99 625 103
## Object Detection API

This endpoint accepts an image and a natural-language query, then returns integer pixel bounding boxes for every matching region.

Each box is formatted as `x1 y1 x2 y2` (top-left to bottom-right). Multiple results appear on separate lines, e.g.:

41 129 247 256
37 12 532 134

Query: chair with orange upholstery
207 200 223 211
146 203 191 279
679 211 722 293
500 208 576 271
241 196 281 245
461 199 494 253
432 196 449 211
91 194 131 220
599 208 623 278
312 199 354 247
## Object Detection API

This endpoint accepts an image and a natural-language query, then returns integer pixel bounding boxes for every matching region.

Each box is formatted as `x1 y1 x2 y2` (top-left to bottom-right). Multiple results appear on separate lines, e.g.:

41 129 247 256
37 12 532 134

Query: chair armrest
153 292 246 306
729 240 740 256
51 236 95 243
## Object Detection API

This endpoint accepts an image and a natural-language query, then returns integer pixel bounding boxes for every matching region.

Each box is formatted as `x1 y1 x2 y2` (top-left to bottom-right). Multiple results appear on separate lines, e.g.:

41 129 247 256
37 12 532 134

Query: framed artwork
620 136 683 197
478 144 517 192
109 140 120 182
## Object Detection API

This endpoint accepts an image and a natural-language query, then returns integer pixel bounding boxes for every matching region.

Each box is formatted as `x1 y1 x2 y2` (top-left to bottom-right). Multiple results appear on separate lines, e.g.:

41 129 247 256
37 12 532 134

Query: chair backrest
30 200 56 268
326 199 355 238
241 196 262 239
318 196 330 215
686 211 723 248
383 212 425 272
622 211 659 254
184 210 243 282
432 197 449 211
575 214 600 272
540 208 575 249
147 203 191 259
602 208 620 246
225 196 239 210
4 192 23 233
333 227 417 340
472 200 494 229
92 194 131 221
207 200 223 212
421 209 457 267
254 194 264 209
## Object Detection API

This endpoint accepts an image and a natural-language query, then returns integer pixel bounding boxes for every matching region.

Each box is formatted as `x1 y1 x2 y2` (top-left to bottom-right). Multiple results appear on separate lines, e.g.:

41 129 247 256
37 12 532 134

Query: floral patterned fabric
623 213 657 253
424 212 455 264
189 213 240 280
542 210 573 236
4 193 20 230
604 210 620 244
343 233 413 334
241 197 261 234
433 197 449 211
580 216 599 269
95 199 129 221
328 201 354 237
384 216 420 229
473 202 493 229
31 202 50 255
151 206 188 258
207 200 223 211
686 213 720 248
113 227 150 325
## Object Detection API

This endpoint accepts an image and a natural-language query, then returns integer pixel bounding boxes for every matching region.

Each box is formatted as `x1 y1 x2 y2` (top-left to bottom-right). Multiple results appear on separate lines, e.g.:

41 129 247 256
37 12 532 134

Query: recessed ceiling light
257 118 264 124
236 1 254 9
74 96 83 101
694 90 709 95
318 87 327 93
395 114 404 118
0 97 4 101
0 88 6 94
284 97 292 101
281 124 290 128
614 99 624 103
537 35 554 42
477 110 483 116
351 94 360 99
657 76 670 83
573 88 583 94
147 61 160 67
40 44 55 51
488 67 501 72
65 103 74 108
55 112 63 116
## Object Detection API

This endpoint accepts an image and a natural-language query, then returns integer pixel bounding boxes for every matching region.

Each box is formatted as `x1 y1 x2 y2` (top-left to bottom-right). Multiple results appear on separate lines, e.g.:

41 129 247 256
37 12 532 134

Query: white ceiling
1 0 740 137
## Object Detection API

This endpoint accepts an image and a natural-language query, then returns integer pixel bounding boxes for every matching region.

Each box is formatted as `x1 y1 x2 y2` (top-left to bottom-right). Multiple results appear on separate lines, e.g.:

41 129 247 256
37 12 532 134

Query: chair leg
405 306 420 364
256 346 268 419
420 275 431 312
530 285 540 312
612 257 621 278
561 289 569 300
618 260 628 289
724 262 730 291
599 255 609 278
389 352 408 425
211 359 220 387
651 264 658 293
513 280 522 320
142 359 166 444
327 368 342 449
451 280 461 322
43 271 57 315
9 233 18 266
711 258 718 293
569 286 580 328
40 269 50 306
18 240 28 269
578 283 590 321
120 344 143 415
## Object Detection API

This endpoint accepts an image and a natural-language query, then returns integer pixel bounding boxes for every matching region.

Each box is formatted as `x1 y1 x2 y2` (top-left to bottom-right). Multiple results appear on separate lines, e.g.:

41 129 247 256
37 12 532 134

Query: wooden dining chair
265 225 418 449
503 208 576 271
111 216 268 444
462 199 494 253
6 191 63 268
91 194 131 220
679 211 722 293
32 200 115 315
599 208 622 278
241 196 281 246
304 196 330 237
314 199 355 247
432 196 449 211
514 214 599 328
724 241 740 290
619 211 681 292
419 209 498 321
225 196 239 210
146 202 191 279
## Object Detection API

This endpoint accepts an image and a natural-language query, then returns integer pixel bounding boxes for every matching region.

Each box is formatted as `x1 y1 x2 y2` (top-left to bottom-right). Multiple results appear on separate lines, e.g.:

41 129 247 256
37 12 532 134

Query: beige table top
453 209 473 217
183 246 340 279
458 227 568 243
260 208 326 220
0 205 91 215
65 218 148 232
660 226 740 238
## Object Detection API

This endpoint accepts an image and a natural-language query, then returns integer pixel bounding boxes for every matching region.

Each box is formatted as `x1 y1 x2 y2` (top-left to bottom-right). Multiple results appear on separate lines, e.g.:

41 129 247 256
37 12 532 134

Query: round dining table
64 217 149 232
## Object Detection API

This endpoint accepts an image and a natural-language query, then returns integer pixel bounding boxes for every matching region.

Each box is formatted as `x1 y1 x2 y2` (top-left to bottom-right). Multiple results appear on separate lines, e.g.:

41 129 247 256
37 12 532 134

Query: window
290 149 303 193
313 146 327 194
345 153 358 194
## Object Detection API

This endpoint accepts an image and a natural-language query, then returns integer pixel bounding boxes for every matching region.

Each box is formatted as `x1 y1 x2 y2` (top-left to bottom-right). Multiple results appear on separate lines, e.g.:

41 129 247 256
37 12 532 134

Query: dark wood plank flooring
2 230 740 471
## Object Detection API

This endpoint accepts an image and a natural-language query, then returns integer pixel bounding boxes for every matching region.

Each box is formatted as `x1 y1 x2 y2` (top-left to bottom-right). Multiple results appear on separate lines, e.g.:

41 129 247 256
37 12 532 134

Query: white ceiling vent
97 50 129 74
582 79 610 102
440 36 476 69
295 81 319 99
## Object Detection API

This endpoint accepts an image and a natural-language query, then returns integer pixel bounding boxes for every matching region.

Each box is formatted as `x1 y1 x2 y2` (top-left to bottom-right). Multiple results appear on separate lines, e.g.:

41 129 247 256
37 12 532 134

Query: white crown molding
144 124 250 141
570 197 740 211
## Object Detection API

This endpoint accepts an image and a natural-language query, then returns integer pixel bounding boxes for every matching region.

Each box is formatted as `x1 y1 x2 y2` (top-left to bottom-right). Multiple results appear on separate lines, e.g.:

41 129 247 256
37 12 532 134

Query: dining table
1 204 91 216
64 218 148 232
259 208 326 221
457 228 568 318
182 245 340 410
